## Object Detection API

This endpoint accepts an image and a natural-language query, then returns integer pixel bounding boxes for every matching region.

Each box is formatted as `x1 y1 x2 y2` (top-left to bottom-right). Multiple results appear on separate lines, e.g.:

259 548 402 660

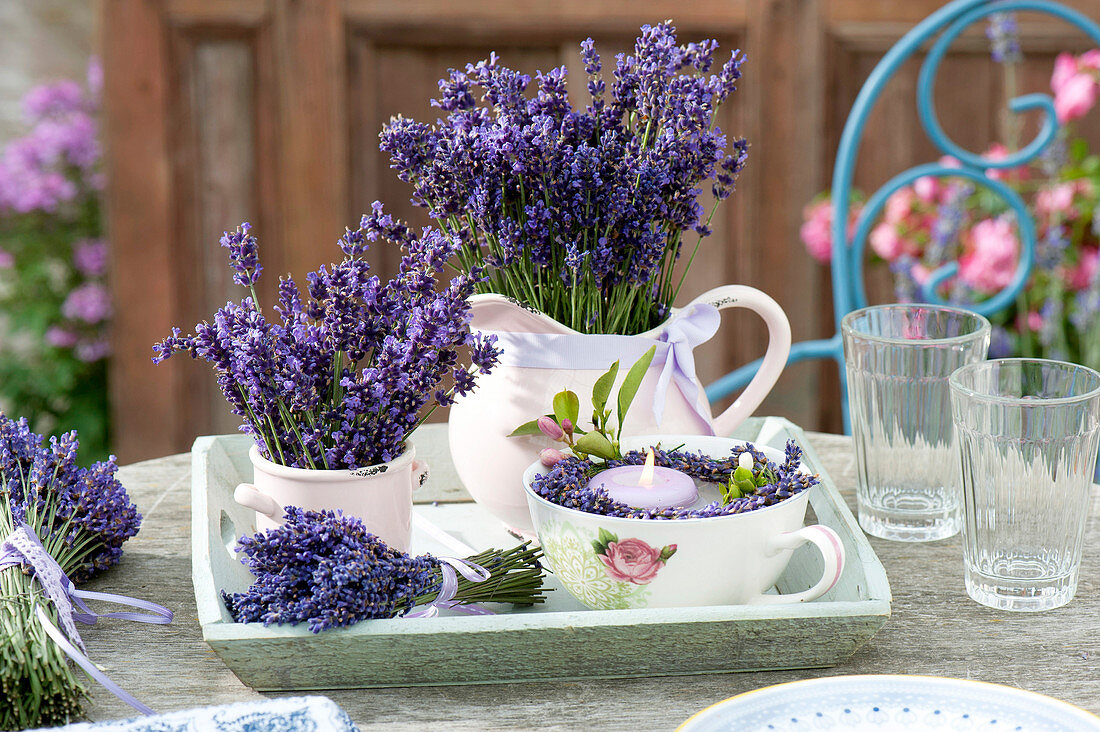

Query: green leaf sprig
509 346 657 463
719 454 778 506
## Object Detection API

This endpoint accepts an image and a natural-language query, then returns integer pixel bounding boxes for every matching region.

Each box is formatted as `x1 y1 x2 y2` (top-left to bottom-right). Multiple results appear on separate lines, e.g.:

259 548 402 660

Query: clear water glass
950 359 1100 612
842 305 990 542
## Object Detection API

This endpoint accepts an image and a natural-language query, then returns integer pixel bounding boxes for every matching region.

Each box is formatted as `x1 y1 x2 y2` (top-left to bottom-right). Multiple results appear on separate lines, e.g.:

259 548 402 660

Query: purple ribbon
405 557 495 618
0 524 173 716
481 302 721 431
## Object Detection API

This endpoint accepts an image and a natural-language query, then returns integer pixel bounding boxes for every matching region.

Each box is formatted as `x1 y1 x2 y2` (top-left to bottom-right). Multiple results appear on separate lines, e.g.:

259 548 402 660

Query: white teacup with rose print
522 435 845 610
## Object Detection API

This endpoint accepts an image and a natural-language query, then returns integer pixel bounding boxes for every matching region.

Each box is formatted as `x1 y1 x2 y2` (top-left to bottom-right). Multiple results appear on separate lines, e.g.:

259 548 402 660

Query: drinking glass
842 304 990 542
950 358 1100 612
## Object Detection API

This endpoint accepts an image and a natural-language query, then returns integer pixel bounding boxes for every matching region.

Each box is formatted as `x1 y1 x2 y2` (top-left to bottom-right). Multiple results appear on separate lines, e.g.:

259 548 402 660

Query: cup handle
412 459 430 490
233 483 283 522
750 525 846 605
685 285 792 436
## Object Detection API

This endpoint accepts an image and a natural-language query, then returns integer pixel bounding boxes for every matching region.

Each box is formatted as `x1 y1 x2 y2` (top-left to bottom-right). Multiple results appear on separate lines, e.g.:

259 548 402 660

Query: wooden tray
191 417 891 690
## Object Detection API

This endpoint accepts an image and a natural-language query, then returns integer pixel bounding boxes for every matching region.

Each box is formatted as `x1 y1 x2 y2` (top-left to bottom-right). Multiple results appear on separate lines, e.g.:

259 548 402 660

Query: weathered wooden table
78 424 1100 730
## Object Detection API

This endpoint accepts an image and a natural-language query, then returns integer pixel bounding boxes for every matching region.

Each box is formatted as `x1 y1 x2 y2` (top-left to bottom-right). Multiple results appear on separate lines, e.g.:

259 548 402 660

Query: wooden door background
102 0 1100 462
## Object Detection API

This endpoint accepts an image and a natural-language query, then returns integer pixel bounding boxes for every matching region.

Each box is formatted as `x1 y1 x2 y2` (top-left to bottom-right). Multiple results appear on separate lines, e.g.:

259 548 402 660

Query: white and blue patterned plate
678 675 1100 732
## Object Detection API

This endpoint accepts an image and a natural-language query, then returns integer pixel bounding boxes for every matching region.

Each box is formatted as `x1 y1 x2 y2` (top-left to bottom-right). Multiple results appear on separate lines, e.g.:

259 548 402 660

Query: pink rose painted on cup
592 529 676 585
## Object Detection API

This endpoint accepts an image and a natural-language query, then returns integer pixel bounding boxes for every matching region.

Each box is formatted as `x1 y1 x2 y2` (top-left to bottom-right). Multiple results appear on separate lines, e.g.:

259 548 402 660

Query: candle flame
639 448 656 487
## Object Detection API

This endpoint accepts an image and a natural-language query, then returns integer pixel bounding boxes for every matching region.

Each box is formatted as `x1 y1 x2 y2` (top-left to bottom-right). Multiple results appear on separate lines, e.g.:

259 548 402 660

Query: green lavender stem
411 542 549 610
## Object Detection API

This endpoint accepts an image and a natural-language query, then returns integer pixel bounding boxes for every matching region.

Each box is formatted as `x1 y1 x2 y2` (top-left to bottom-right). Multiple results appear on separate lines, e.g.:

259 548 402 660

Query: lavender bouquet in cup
378 21 749 335
153 211 500 470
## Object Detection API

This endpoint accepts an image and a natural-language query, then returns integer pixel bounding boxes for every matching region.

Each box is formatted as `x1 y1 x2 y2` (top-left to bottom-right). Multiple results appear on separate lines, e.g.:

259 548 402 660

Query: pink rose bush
800 36 1100 367
592 529 676 585
800 39 1100 373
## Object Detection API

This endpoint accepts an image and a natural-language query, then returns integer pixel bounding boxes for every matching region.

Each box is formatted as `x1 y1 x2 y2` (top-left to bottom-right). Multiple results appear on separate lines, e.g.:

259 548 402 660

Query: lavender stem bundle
379 21 749 335
223 507 546 633
154 216 500 470
0 416 141 730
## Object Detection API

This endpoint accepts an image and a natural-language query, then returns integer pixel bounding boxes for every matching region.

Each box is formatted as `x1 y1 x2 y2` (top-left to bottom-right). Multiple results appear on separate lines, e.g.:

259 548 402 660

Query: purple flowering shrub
378 22 749 335
154 215 501 469
531 440 818 520
0 60 111 461
0 413 140 727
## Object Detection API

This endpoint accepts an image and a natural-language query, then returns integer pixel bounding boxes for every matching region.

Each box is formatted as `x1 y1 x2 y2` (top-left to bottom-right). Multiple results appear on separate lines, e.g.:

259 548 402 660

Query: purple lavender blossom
223 507 440 632
73 238 108 277
986 12 1022 65
531 440 817 520
61 282 112 324
890 255 921 303
378 22 748 335
155 221 501 469
0 414 140 582
220 222 262 287
1038 223 1070 270
988 325 1016 358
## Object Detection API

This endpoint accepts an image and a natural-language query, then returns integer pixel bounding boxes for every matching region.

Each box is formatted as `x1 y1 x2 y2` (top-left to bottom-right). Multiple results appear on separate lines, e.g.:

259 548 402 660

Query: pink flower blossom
61 282 112 324
537 415 563 440
870 222 905 261
1054 72 1098 122
75 338 111 363
597 538 668 585
983 143 1029 182
799 199 834 263
884 188 917 224
539 448 565 467
914 176 939 203
1052 52 1078 93
1036 182 1079 218
800 199 862 264
911 262 931 286
0 250 13 269
1027 311 1044 332
1079 49 1100 71
45 326 80 348
1068 247 1100 291
73 238 108 277
958 218 1019 294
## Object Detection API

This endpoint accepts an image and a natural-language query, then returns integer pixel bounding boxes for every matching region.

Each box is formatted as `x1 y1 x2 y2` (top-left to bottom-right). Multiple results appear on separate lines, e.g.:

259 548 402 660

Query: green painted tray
191 417 891 690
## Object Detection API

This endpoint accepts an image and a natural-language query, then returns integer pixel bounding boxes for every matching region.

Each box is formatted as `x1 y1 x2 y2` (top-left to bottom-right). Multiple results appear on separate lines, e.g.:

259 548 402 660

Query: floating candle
587 448 699 510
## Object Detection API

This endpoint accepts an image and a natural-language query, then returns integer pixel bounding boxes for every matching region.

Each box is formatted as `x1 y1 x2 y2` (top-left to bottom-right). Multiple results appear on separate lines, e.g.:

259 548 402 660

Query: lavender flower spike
221 222 262 287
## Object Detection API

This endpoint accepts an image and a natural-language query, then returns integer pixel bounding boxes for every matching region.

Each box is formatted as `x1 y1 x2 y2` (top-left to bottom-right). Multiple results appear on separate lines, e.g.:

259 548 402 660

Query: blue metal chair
707 0 1100 434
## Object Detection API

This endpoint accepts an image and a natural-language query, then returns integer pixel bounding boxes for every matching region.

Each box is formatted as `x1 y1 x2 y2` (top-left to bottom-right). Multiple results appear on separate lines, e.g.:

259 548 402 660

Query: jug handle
683 285 791 436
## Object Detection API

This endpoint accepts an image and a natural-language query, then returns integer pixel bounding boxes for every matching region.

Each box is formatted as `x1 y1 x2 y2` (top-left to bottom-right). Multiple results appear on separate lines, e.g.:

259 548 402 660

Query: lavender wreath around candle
530 440 819 520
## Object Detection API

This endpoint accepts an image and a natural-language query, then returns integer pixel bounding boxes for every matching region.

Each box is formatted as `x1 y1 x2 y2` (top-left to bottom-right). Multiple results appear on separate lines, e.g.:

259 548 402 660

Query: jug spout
467 293 576 336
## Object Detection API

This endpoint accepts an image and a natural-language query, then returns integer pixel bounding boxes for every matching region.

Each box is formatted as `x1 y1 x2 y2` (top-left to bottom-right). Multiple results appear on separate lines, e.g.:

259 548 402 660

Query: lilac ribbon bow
482 302 721 429
405 557 495 618
0 524 174 716
653 303 721 430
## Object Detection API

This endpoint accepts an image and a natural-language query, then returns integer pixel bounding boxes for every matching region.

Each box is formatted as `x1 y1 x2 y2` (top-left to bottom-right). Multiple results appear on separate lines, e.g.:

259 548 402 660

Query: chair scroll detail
707 0 1100 433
